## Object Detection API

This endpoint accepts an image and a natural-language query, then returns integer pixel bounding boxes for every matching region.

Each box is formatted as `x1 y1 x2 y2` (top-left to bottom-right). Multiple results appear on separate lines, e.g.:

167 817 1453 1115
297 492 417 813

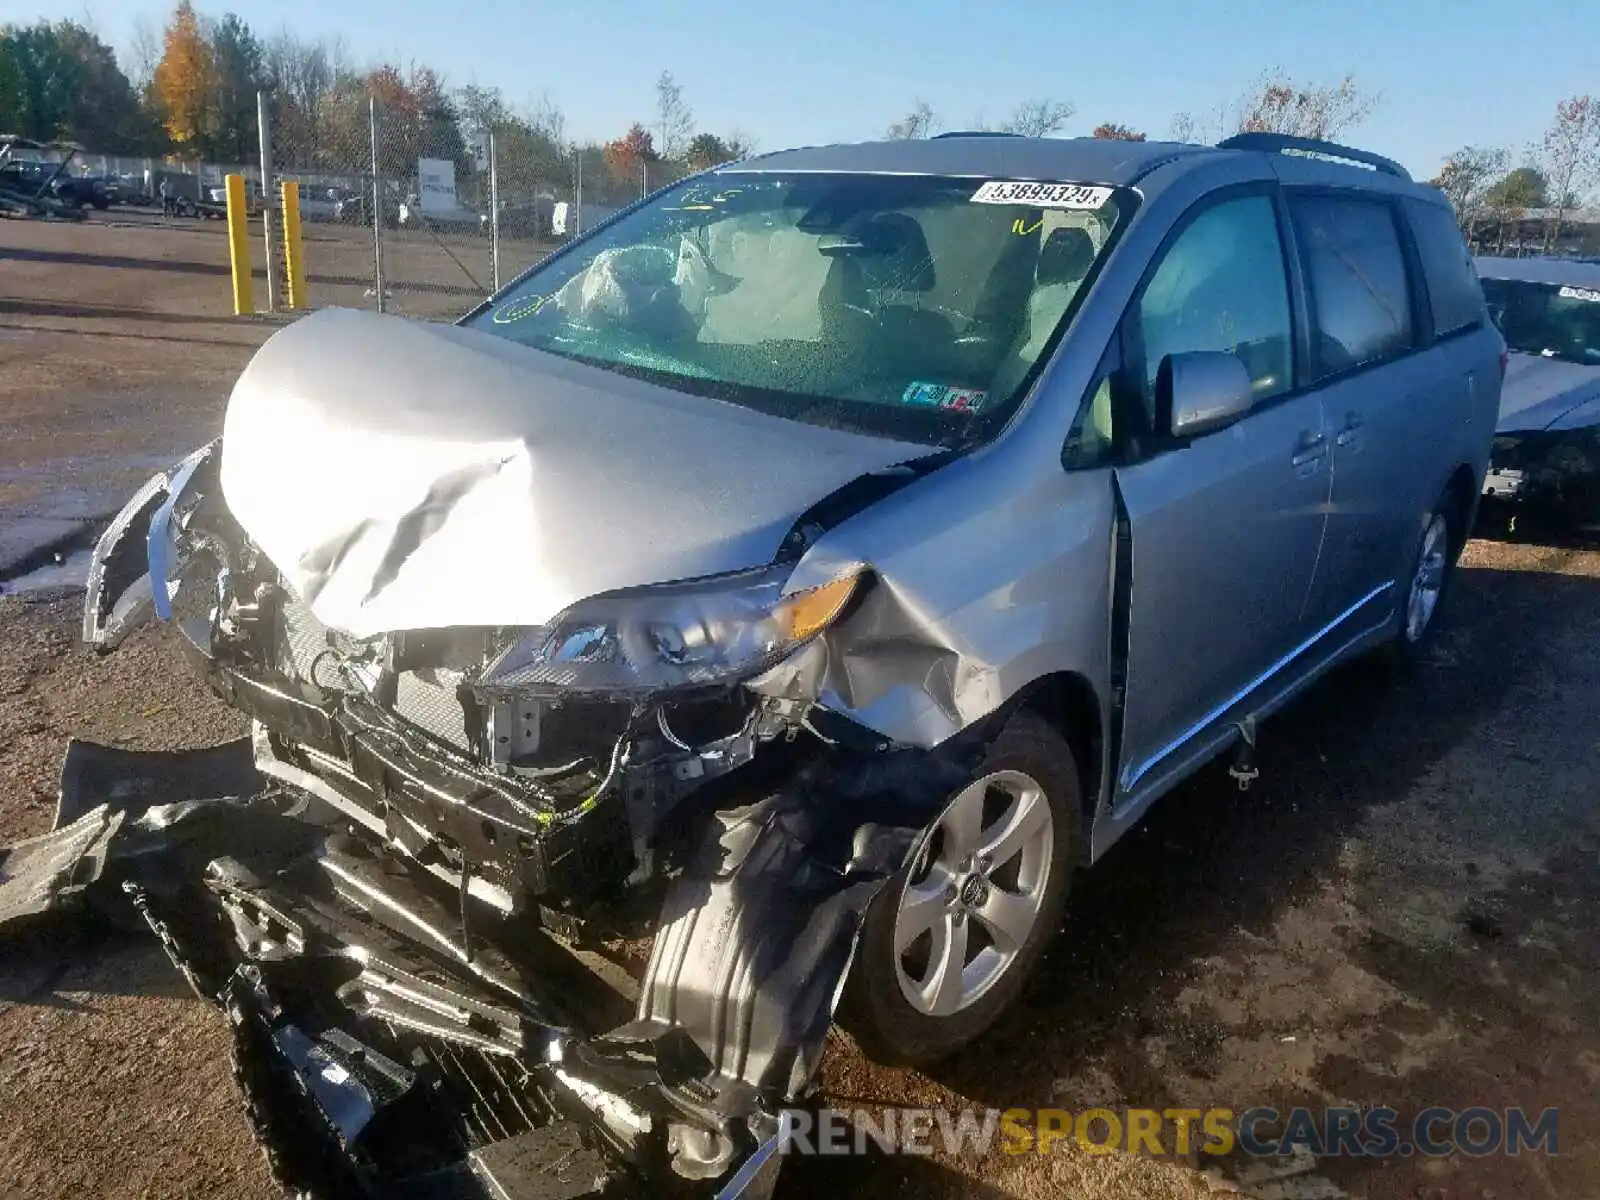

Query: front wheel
842 710 1080 1066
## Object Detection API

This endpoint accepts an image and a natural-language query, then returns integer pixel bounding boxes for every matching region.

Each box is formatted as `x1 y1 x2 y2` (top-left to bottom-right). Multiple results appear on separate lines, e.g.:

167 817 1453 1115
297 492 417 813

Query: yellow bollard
224 174 254 315
280 180 308 310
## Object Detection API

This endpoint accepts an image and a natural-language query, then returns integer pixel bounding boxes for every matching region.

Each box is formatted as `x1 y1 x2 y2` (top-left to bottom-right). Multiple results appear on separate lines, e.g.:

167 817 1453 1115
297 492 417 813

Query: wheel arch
1008 671 1104 835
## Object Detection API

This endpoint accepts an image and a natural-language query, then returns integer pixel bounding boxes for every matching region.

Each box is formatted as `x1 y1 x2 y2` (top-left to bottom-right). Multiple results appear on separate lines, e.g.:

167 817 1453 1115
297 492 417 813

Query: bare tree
1539 95 1600 253
655 70 693 161
1430 145 1510 248
527 91 567 147
263 30 350 167
1001 98 1074 137
1169 112 1198 143
886 100 937 140
125 15 161 95
724 126 759 160
1231 71 1378 141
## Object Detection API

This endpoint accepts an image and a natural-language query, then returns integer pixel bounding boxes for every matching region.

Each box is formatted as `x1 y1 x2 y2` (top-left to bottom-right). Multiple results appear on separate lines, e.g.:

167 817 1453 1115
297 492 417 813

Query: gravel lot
2 213 1597 1200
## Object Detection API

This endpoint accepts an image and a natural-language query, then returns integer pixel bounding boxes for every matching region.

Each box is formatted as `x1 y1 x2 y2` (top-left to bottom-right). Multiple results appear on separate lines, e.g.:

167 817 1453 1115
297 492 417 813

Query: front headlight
476 565 860 696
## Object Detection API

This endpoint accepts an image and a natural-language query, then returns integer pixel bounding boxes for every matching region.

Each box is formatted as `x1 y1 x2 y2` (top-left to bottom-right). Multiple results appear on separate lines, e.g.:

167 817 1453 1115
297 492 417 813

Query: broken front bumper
71 446 988 1198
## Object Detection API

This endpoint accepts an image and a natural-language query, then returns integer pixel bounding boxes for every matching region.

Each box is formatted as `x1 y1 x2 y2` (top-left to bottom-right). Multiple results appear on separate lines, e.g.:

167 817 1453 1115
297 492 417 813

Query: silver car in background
1477 256 1600 526
80 130 1500 1197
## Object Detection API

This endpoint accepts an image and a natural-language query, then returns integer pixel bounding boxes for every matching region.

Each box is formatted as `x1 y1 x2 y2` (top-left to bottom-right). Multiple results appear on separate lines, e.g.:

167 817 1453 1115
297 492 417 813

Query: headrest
851 212 937 293
1037 227 1096 287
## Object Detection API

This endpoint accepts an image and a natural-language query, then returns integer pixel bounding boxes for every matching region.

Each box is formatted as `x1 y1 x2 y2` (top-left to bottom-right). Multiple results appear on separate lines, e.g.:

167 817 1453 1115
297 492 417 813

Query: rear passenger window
1290 194 1415 380
1405 199 1484 337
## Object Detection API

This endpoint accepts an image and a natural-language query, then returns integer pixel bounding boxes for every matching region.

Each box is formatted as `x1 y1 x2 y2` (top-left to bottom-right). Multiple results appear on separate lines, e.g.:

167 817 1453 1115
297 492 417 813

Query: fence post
257 91 278 314
575 150 583 238
489 129 501 293
369 95 386 315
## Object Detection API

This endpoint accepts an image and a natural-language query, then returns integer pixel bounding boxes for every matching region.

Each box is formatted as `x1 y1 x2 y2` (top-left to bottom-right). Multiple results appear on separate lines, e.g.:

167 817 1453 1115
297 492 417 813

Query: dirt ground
2 214 1598 1200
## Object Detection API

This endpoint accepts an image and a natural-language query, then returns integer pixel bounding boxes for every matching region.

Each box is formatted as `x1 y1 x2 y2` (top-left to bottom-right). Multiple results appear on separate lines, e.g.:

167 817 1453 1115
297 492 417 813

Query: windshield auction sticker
1557 285 1600 303
970 181 1113 209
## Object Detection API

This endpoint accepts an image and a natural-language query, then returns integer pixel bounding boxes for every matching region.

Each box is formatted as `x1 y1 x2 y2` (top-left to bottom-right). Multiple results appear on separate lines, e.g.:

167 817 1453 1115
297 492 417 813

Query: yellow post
224 174 254 315
280 180 308 310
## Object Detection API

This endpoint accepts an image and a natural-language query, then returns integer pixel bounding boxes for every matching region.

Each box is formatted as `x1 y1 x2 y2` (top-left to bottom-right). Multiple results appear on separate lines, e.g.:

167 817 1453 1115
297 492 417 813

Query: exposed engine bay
65 429 994 1199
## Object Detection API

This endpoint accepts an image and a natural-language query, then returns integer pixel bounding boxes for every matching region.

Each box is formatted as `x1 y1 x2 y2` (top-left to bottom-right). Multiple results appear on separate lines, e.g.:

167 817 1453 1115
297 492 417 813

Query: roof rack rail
930 130 1023 139
1216 132 1411 181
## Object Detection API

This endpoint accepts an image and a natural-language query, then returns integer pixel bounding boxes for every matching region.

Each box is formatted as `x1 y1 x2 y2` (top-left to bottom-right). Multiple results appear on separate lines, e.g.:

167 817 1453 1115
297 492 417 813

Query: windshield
468 172 1130 445
1482 277 1600 366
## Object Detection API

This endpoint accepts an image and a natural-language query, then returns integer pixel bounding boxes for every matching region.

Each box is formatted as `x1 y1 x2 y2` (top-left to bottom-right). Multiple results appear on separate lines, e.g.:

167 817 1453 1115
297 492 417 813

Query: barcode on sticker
971 181 1113 210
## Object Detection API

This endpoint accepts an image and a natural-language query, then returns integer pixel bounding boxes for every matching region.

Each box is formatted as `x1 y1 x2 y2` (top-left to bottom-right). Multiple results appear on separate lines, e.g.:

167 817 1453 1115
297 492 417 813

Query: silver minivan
83 131 1501 1197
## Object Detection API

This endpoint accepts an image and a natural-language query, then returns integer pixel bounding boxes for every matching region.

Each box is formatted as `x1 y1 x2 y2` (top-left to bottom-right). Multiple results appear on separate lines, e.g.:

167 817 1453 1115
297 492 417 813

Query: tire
842 710 1080 1066
1386 490 1464 665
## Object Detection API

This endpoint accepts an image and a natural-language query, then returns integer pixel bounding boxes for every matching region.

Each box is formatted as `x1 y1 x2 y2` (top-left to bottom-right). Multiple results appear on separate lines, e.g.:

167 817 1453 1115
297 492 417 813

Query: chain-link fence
263 90 691 320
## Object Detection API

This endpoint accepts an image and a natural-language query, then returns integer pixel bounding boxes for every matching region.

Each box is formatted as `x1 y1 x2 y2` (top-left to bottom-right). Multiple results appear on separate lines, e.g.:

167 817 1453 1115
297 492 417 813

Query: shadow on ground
779 552 1600 1198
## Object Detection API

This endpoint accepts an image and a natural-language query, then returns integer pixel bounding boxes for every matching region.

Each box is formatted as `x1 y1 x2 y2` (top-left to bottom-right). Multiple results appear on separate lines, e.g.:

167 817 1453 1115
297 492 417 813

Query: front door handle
1290 430 1327 468
1335 413 1364 447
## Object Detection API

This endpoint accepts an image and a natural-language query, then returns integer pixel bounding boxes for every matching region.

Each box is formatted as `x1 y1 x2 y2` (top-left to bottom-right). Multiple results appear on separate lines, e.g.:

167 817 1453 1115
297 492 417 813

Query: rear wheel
1387 492 1462 664
842 711 1079 1066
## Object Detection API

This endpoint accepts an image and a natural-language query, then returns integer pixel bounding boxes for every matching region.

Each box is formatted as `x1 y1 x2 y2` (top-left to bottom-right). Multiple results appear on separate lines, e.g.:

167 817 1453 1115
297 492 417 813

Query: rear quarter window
1404 198 1484 338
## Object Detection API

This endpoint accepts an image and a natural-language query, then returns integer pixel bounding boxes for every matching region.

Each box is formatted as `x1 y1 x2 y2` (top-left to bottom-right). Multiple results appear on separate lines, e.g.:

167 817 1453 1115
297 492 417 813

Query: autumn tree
1232 71 1377 140
604 122 658 195
1539 95 1600 252
152 0 215 150
655 70 693 161
1002 99 1074 137
1092 122 1147 140
886 100 937 139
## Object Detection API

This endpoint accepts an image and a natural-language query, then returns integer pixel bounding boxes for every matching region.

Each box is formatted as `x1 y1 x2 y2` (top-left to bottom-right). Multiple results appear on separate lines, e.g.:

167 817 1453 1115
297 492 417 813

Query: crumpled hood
220 308 929 638
1497 352 1600 433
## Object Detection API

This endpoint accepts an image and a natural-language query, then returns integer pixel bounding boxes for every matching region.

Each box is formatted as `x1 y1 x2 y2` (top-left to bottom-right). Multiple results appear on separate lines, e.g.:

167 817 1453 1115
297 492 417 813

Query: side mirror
1158 351 1254 439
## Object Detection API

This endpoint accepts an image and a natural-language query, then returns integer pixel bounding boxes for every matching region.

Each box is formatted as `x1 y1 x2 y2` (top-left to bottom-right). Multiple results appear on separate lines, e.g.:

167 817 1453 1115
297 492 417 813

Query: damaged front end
76 439 977 1199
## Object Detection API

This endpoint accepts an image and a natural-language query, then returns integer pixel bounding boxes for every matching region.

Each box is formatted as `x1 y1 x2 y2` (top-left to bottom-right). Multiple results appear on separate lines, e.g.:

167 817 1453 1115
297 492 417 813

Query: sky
5 0 1596 180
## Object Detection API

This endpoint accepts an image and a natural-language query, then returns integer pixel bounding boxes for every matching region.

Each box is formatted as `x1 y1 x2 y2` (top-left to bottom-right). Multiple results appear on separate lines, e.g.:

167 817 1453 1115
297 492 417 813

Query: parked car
295 186 346 222
79 131 1498 1199
205 179 264 215
397 195 484 230
2 160 109 208
1477 256 1600 526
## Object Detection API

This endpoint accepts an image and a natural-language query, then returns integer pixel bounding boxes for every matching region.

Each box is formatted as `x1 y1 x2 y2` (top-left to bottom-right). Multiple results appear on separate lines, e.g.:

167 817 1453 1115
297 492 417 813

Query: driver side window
1126 193 1294 429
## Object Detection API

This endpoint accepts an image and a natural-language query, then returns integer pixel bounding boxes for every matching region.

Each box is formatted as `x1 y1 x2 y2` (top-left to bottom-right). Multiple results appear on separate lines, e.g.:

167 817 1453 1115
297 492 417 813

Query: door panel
1288 192 1438 627
1115 395 1328 794
1108 191 1330 798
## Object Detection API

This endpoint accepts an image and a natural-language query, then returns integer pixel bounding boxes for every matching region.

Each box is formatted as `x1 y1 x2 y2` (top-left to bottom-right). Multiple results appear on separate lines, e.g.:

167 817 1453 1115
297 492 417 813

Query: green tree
209 13 262 163
1485 166 1548 209
685 132 733 171
0 20 157 149
0 37 23 132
